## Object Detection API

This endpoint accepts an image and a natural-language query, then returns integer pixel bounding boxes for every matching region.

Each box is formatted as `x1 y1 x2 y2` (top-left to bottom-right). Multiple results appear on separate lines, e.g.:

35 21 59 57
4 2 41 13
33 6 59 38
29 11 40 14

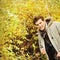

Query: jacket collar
46 18 53 30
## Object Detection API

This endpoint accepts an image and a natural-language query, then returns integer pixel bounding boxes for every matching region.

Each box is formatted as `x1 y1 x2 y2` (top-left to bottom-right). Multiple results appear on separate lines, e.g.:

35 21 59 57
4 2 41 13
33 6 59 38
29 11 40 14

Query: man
33 16 60 60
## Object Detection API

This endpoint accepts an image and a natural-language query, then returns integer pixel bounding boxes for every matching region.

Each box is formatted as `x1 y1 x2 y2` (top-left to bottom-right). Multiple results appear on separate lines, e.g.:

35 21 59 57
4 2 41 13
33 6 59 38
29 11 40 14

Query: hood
45 17 53 27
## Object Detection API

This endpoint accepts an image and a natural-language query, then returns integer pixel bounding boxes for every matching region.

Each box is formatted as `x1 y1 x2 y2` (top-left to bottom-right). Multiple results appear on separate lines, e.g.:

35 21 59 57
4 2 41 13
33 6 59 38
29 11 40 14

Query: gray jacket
38 20 60 59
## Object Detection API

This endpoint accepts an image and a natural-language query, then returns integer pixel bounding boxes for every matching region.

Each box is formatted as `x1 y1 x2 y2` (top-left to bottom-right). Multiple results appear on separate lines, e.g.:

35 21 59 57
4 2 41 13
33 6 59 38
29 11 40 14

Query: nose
38 24 41 27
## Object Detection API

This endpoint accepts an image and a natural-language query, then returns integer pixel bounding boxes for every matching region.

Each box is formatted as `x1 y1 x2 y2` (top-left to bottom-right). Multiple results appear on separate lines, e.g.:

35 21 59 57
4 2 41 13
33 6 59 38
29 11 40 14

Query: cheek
43 24 46 29
41 24 44 27
42 23 45 26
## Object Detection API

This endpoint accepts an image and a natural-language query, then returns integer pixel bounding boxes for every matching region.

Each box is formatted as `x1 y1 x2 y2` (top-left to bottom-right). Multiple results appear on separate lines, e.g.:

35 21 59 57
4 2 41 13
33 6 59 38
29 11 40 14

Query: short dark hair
33 16 44 24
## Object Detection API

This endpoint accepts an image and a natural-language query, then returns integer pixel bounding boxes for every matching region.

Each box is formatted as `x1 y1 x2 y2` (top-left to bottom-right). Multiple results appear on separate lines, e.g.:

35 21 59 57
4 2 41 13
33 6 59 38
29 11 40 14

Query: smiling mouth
40 26 43 28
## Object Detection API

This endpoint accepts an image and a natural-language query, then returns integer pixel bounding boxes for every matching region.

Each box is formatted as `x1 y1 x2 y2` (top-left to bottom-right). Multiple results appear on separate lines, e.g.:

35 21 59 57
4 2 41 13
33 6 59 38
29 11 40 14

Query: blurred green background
0 0 60 60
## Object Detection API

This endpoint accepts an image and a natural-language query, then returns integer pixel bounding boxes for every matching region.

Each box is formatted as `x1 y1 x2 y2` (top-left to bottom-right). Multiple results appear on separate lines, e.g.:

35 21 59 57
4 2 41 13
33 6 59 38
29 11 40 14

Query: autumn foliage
0 0 60 60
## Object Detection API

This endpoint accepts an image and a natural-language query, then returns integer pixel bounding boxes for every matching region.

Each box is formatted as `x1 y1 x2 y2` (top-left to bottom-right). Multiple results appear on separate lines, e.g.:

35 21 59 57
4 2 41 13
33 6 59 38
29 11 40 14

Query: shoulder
51 21 60 28
52 21 60 25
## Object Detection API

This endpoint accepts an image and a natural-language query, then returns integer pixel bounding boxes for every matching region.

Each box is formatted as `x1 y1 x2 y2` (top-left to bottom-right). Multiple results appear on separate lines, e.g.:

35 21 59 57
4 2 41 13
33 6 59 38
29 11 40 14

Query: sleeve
38 31 45 50
55 22 60 52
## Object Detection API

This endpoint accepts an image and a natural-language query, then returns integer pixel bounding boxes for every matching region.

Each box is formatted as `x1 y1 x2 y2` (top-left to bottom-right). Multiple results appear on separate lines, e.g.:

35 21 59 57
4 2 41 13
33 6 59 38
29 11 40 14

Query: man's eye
39 22 42 24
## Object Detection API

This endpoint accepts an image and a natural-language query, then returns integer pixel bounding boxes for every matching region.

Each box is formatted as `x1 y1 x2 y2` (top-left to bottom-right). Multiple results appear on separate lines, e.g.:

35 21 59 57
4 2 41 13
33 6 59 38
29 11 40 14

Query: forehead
35 19 43 25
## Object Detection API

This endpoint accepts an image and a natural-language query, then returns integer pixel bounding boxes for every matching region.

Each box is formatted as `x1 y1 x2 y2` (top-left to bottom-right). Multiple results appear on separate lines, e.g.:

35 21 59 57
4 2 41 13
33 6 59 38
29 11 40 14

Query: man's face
35 19 46 31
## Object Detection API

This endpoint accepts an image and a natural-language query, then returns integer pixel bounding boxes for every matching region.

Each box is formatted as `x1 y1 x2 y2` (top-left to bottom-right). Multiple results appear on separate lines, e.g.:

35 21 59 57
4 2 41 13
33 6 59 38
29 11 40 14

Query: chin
40 28 44 31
